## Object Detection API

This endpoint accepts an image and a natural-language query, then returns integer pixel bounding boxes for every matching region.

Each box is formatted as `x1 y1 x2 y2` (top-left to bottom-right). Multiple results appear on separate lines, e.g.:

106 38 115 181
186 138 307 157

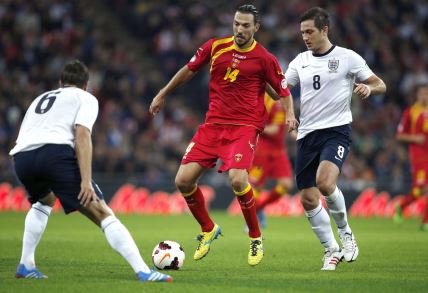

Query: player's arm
354 74 386 99
149 66 196 115
396 132 426 145
267 84 298 132
75 124 97 207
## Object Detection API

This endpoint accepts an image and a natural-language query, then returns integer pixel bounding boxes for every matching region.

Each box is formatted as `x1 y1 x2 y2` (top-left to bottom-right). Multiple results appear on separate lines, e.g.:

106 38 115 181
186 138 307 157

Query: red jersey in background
397 102 428 164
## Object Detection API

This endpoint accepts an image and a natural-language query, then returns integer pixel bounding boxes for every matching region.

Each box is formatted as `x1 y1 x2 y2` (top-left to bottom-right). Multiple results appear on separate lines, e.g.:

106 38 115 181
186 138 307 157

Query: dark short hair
300 7 330 31
237 4 260 24
60 60 89 88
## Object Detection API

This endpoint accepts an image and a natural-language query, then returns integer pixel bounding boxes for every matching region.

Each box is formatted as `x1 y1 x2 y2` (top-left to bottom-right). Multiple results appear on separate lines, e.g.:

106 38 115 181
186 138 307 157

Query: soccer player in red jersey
149 4 298 266
248 94 295 228
395 83 428 231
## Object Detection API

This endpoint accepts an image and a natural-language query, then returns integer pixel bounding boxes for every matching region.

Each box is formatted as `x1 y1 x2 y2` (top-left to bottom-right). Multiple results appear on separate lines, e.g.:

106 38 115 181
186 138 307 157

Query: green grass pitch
1 211 427 292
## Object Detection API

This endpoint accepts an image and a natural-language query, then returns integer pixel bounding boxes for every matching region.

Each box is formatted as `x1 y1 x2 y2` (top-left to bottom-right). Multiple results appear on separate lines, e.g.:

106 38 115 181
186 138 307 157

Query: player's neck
313 41 333 56
235 38 255 50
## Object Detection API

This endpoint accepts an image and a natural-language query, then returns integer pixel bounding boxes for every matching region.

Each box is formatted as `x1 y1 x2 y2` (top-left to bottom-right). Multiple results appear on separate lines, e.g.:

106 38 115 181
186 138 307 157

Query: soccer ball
152 240 185 270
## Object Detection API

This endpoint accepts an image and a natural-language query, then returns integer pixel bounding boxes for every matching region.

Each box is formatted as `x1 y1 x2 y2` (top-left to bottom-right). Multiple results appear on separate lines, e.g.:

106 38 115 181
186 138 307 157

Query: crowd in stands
1 0 428 195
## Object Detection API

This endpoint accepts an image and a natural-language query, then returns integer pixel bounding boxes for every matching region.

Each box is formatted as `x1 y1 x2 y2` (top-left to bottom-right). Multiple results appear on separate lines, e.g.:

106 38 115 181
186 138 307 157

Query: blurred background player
285 7 386 270
248 93 296 229
10 60 172 282
395 83 428 231
149 4 298 266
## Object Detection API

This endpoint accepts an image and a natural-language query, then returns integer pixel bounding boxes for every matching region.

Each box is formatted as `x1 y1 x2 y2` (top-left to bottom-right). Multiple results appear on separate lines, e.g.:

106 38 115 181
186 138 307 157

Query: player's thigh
175 162 207 189
316 160 340 188
47 145 104 214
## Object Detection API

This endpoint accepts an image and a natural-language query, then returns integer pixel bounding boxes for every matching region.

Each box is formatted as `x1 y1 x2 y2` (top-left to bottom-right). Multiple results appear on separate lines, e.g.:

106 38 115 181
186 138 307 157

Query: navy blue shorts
295 124 351 190
13 144 104 214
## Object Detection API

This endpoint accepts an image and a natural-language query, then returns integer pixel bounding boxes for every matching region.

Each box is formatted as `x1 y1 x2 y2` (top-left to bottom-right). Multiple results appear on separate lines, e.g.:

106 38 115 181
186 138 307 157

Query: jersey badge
234 153 243 162
328 59 339 73
281 78 288 89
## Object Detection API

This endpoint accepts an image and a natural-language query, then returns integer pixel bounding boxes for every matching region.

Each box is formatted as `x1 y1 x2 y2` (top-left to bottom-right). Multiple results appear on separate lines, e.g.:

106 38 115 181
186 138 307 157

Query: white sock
324 186 350 232
305 201 338 250
101 216 150 274
20 202 52 269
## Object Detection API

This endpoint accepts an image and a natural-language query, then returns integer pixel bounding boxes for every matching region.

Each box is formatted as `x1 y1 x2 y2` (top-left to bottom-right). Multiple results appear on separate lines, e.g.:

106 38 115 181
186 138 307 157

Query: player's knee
175 175 194 193
316 177 335 196
230 177 247 192
300 194 319 210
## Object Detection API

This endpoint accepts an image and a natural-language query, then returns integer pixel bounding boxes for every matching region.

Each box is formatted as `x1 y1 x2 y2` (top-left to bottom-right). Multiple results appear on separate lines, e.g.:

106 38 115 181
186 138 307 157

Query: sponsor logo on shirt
235 153 243 162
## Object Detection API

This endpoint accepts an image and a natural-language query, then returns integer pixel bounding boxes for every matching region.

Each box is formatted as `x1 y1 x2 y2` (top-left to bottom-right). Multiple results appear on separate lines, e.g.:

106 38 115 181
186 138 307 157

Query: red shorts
411 161 428 196
249 151 292 187
181 123 259 173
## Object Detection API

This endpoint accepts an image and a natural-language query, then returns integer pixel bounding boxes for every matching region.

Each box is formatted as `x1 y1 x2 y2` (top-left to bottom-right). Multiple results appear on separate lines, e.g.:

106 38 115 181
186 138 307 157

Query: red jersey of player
395 83 428 230
149 5 298 266
248 94 295 228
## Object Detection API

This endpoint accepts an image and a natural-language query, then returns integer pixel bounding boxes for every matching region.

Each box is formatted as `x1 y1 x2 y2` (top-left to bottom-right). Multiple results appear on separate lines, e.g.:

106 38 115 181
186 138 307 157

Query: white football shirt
10 87 98 155
285 46 374 139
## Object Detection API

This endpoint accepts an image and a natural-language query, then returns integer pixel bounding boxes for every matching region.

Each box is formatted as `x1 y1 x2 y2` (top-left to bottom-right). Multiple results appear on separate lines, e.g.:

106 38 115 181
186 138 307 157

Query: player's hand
78 181 97 207
286 113 299 133
414 134 426 145
353 82 371 99
149 94 165 116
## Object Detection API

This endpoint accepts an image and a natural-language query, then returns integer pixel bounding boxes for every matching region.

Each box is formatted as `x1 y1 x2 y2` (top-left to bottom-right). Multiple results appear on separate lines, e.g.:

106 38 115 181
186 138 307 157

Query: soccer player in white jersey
284 7 386 270
10 60 172 282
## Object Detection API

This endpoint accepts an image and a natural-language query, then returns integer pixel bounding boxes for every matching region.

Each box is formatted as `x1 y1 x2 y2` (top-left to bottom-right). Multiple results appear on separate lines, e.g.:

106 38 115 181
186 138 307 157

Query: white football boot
321 246 343 270
339 230 359 262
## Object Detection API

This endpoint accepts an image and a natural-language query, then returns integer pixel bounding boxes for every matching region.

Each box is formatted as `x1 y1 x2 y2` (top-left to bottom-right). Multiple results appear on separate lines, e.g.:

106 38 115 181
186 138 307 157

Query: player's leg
79 199 172 283
301 187 342 270
394 188 418 223
395 167 427 224
229 168 263 266
175 162 220 260
248 163 268 228
13 149 54 279
257 152 294 211
317 130 357 262
419 185 428 231
295 133 342 270
257 177 292 211
16 192 55 279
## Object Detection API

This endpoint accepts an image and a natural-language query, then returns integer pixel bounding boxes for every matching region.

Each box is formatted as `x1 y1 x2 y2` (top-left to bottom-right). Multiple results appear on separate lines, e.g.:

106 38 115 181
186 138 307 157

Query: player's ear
254 22 260 32
322 25 329 36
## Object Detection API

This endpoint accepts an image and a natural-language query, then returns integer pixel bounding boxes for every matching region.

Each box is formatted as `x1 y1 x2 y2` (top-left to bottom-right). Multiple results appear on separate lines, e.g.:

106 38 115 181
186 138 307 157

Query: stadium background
0 0 427 210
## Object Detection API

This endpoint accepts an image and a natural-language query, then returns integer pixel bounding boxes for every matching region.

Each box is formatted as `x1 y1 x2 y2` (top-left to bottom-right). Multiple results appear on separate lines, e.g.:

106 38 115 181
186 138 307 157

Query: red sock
236 186 261 238
183 187 214 232
422 197 428 225
256 187 282 211
400 194 416 210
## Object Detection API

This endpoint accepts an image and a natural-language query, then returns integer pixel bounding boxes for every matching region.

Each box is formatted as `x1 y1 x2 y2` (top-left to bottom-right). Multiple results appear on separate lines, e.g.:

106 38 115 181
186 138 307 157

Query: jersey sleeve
284 57 299 87
75 91 99 133
264 53 291 97
397 108 411 135
348 50 374 82
186 39 214 72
